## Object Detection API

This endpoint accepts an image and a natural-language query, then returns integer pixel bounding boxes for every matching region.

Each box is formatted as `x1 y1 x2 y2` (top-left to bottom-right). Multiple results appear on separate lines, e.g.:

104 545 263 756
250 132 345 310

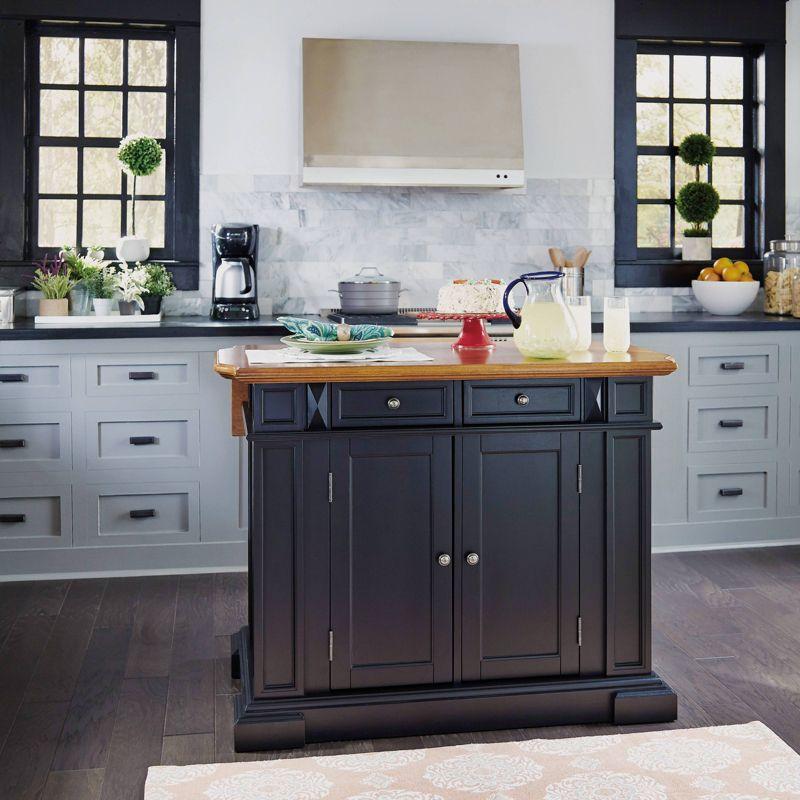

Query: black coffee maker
210 223 260 321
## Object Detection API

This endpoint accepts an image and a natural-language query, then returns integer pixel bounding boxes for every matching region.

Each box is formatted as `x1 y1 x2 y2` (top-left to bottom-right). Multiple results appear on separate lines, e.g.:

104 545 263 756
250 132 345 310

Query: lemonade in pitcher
503 272 578 358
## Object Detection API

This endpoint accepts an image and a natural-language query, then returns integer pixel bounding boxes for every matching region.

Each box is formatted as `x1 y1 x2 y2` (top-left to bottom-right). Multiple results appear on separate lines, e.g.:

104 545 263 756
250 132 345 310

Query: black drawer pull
129 509 156 519
129 436 158 446
719 487 744 497
0 373 28 383
718 419 744 428
0 439 26 448
0 513 25 523
720 361 745 371
129 371 157 381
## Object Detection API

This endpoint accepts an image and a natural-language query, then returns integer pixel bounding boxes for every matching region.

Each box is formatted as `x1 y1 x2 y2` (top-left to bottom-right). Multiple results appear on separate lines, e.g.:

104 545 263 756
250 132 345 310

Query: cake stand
417 311 508 350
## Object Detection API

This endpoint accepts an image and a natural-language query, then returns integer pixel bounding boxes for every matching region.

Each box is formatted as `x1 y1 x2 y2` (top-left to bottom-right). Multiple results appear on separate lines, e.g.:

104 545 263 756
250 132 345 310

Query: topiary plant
117 135 163 237
675 133 720 238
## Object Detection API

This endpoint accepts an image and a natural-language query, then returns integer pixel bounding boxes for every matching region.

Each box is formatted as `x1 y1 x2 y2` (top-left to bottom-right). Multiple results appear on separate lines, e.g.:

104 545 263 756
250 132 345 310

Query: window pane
136 155 166 195
636 102 669 146
637 156 670 199
127 200 165 248
84 90 123 137
636 54 669 98
128 92 167 138
711 56 743 100
84 38 123 85
673 55 706 99
40 90 78 136
675 158 708 193
83 199 121 246
40 37 79 84
128 40 167 86
38 199 77 247
711 105 743 147
673 103 707 144
84 147 122 194
637 204 670 248
39 147 78 194
713 205 745 248
714 157 745 200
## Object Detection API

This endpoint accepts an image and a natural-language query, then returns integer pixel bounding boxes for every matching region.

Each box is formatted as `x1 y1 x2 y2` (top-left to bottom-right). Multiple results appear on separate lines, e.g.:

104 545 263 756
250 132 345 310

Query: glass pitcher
502 271 578 358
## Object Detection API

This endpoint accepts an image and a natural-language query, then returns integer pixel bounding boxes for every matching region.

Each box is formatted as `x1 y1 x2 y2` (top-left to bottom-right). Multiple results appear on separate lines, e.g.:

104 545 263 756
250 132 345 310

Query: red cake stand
417 312 508 350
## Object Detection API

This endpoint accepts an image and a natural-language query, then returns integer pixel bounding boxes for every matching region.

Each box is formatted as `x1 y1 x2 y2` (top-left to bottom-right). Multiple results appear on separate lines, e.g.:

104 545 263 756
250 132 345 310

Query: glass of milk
603 296 630 353
565 296 592 351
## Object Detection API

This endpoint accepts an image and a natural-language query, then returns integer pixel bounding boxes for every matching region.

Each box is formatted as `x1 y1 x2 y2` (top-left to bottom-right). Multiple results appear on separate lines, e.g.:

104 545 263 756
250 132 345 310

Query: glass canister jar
764 240 800 315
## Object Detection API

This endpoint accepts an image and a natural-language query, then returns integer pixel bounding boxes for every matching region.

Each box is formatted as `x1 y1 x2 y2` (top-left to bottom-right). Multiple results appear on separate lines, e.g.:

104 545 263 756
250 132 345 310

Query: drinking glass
603 296 630 353
565 296 591 351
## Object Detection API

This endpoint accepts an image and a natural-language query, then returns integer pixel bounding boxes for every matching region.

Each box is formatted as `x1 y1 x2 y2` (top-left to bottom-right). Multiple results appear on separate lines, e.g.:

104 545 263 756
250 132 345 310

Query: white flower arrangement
113 261 148 310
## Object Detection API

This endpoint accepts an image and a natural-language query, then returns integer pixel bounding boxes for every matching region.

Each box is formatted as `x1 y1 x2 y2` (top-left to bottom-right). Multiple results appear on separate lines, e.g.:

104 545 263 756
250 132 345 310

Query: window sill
615 259 763 288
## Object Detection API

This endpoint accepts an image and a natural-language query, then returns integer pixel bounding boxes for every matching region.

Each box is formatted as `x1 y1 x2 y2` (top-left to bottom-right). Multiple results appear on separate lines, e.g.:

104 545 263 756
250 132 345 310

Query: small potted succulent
31 255 74 316
113 262 148 315
141 262 175 315
61 245 105 315
116 135 164 263
82 264 118 315
677 133 720 262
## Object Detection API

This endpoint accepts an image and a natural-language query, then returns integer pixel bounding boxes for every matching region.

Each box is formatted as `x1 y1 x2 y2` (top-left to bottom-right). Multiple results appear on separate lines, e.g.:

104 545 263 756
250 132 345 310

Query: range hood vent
302 38 524 188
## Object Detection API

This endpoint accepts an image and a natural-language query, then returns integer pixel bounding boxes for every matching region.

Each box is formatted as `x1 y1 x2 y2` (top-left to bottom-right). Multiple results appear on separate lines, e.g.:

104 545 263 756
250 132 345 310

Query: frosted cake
436 279 506 314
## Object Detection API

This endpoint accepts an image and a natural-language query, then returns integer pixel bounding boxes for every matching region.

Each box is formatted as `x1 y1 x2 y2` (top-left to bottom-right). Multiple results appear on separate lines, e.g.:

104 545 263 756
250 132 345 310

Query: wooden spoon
548 248 566 268
573 247 591 269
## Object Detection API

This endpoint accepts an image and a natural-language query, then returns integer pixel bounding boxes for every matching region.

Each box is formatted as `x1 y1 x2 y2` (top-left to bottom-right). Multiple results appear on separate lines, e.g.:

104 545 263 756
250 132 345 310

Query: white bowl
691 279 760 316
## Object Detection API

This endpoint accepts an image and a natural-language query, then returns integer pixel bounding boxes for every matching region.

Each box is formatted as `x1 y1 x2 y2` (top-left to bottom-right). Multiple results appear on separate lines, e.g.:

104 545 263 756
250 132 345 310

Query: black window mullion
163 33 176 256
76 34 84 248
121 35 129 238
668 52 675 251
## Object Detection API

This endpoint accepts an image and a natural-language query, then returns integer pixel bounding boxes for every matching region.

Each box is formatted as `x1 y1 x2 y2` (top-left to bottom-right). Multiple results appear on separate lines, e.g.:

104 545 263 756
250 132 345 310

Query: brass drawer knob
515 393 530 406
466 552 480 566
386 397 401 410
437 553 451 567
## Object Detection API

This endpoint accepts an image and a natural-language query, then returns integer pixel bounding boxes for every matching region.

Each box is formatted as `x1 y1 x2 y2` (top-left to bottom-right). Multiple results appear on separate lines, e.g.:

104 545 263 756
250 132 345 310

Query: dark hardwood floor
3 547 800 799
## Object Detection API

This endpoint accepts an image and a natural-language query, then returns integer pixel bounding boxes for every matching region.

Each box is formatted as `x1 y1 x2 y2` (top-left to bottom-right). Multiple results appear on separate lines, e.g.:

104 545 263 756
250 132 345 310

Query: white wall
199 0 615 179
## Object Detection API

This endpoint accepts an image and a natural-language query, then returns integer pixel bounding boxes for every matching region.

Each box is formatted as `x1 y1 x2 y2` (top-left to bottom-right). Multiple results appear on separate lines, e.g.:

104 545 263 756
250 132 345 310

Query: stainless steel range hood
302 38 524 188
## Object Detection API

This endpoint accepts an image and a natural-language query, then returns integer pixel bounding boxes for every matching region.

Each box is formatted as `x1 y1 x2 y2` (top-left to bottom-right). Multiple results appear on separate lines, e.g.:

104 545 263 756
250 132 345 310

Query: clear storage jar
764 240 800 315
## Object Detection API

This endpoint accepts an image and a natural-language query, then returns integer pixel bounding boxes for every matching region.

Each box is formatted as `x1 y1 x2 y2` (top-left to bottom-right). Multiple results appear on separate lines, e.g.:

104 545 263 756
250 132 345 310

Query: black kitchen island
215 340 678 751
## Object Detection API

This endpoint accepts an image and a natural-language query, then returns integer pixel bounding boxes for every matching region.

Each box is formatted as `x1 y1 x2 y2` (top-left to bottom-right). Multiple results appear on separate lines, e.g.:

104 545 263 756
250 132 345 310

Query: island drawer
0 356 70 400
689 345 779 386
85 353 199 396
688 463 776 522
331 381 454 428
463 379 580 424
0 487 72 550
0 413 71 472
688 396 777 452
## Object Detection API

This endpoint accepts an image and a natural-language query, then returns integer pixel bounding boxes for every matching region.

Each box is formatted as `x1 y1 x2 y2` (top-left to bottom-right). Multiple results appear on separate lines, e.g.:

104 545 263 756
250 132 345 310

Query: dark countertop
2 311 800 341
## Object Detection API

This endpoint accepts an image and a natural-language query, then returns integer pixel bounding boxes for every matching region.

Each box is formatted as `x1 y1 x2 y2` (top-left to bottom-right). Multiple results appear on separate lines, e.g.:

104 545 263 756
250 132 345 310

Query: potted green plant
676 133 720 262
116 135 164 263
113 262 147 315
61 245 105 315
31 255 74 316
82 264 118 315
141 262 175 315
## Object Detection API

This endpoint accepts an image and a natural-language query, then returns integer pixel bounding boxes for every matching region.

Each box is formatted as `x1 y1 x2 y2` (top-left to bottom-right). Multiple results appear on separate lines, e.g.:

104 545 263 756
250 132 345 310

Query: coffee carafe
210 223 260 321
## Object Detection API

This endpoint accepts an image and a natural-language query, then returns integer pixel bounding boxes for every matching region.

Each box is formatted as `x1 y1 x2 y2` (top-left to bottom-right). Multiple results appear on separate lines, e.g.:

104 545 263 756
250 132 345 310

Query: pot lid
339 266 400 285
769 239 800 252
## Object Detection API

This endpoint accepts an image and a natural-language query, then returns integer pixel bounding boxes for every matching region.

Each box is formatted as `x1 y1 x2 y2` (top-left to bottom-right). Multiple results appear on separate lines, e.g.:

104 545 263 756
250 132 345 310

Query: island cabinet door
330 434 453 690
461 431 580 682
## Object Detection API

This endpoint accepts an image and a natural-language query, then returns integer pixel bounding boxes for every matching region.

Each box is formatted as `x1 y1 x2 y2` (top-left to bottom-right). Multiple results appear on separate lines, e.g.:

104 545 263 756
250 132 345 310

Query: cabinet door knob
437 553 451 567
465 552 480 566
515 393 530 406
386 397 401 410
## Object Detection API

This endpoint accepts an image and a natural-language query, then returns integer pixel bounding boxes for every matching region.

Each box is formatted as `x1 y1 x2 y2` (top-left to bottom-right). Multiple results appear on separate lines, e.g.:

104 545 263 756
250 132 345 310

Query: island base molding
231 627 677 752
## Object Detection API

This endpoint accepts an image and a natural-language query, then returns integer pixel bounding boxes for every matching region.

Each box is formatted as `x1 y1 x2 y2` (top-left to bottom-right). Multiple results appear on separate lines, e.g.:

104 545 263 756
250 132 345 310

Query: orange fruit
722 264 743 282
740 273 755 282
713 257 734 275
734 260 750 274
698 267 718 281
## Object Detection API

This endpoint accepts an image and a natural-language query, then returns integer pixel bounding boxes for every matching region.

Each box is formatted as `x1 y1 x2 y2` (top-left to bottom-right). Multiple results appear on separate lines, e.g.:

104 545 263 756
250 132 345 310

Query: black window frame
614 0 786 288
0 0 199 290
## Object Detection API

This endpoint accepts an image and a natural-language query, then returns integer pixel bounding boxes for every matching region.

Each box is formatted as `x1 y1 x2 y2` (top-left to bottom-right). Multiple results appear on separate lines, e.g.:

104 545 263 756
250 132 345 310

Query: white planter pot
115 235 150 263
682 236 712 262
93 298 115 316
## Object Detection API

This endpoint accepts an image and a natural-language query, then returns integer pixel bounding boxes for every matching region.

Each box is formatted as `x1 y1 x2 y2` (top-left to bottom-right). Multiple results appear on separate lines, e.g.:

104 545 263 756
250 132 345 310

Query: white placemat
245 345 433 365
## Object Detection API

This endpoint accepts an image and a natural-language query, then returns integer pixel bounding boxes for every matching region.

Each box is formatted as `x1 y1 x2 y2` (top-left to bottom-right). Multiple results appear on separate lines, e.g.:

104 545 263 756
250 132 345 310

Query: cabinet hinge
328 629 334 662
577 616 583 647
577 463 583 495
328 472 333 504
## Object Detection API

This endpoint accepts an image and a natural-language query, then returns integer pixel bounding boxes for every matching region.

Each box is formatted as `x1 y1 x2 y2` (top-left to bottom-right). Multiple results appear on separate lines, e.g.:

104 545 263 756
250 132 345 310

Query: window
635 44 755 260
30 26 174 257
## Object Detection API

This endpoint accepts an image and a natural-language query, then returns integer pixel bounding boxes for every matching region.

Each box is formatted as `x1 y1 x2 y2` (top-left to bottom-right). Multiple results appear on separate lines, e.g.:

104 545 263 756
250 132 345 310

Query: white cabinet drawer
0 356 70 399
0 413 71 472
688 463 776 522
76 482 199 546
85 410 199 470
689 345 779 386
0 487 72 550
688 397 777 452
84 353 199 396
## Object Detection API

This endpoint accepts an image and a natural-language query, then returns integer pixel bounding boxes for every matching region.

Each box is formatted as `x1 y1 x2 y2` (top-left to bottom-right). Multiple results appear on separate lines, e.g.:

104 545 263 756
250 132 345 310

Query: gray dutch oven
330 266 405 314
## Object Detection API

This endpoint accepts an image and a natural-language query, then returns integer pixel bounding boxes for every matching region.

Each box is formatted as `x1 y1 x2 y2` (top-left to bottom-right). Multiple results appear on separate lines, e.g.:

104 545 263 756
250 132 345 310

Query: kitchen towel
245 346 432 365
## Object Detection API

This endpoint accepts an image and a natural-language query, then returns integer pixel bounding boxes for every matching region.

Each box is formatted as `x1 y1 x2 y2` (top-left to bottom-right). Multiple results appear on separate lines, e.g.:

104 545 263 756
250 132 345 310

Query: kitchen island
214 340 678 751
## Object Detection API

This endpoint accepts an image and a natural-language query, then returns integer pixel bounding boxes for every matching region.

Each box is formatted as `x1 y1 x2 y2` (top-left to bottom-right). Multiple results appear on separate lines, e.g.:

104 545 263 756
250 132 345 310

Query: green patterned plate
280 335 390 355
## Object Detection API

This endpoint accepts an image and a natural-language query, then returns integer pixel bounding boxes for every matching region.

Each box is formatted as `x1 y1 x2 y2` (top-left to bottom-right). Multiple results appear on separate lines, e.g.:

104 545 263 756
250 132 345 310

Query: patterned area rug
145 721 800 799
